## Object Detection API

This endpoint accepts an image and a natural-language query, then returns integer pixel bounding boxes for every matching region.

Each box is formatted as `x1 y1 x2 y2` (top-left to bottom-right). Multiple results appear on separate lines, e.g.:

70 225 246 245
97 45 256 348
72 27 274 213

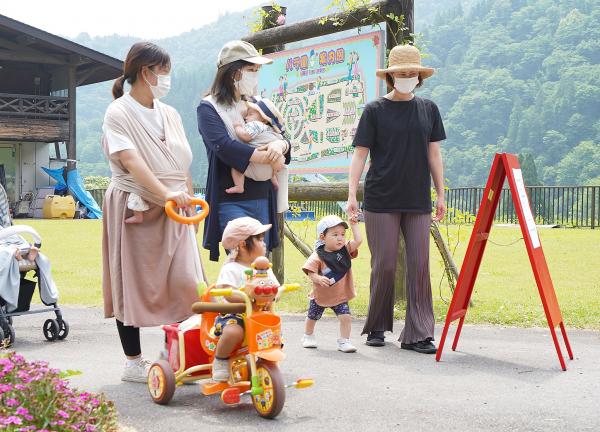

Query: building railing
0 93 69 119
87 184 600 228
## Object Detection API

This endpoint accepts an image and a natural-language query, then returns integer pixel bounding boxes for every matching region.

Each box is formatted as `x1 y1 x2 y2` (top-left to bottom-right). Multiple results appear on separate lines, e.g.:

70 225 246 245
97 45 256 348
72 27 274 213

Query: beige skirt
102 185 204 327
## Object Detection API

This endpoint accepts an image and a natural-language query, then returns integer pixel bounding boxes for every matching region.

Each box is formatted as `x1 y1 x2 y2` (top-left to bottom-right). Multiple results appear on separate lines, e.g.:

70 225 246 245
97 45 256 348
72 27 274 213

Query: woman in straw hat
197 40 291 262
347 44 446 353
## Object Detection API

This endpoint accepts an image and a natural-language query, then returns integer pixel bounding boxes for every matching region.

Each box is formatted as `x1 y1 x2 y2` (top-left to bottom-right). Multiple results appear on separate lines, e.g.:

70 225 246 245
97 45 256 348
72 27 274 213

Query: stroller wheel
0 325 13 347
43 319 60 341
57 319 69 340
6 325 15 346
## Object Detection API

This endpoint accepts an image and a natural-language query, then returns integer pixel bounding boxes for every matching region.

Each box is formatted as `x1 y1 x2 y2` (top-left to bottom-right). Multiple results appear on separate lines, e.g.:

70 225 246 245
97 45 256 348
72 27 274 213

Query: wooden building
0 14 122 204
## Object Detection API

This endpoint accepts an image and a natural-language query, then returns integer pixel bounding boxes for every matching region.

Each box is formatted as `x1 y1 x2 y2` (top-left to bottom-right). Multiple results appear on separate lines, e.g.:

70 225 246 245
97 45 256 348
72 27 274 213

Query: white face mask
236 70 258 96
394 76 419 94
144 69 171 99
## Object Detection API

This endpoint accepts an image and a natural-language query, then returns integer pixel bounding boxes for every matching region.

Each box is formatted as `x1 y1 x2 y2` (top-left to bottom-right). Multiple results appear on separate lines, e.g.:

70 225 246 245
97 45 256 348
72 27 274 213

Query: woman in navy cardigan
197 40 291 261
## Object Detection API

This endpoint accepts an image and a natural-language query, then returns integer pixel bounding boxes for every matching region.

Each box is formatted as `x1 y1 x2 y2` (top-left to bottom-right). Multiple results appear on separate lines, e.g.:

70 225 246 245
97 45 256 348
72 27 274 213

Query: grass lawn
15 219 600 329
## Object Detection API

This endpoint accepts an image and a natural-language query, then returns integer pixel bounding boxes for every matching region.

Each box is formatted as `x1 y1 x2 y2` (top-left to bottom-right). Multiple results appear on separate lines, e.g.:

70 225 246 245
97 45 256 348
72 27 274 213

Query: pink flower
15 407 33 421
56 409 69 418
6 397 19 407
276 14 286 26
3 416 23 425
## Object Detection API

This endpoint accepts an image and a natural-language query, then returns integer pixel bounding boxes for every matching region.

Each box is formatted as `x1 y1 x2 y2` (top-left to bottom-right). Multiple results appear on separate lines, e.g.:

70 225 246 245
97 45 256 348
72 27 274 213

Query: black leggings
116 319 141 357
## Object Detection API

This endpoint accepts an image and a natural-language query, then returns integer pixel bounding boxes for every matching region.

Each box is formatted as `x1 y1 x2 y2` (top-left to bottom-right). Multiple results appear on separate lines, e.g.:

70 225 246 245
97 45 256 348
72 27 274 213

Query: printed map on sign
258 32 383 174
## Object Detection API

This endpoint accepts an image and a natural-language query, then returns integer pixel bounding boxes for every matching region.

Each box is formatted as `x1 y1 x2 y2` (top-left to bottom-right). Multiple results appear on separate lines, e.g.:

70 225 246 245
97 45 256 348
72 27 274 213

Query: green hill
74 0 599 187
418 0 600 186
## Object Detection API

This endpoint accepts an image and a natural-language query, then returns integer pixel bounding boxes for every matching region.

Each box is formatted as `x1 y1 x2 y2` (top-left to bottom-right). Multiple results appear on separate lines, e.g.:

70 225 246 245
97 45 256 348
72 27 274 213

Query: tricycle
147 198 313 418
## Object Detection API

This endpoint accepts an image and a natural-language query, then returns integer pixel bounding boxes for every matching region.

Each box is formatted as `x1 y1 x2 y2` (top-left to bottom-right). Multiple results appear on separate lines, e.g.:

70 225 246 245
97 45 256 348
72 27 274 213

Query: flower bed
0 352 118 431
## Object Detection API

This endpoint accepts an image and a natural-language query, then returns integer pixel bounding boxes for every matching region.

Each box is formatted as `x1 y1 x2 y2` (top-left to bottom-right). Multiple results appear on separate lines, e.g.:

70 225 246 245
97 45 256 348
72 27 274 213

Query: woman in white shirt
101 42 204 383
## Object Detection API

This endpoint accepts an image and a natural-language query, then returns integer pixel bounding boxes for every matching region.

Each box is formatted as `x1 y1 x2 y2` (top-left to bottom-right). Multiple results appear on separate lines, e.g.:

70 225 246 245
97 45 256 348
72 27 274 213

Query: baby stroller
0 184 68 346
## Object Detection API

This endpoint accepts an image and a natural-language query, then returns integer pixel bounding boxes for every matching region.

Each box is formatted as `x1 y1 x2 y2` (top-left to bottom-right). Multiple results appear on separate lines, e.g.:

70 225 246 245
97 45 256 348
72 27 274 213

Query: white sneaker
337 338 357 353
212 357 230 382
121 358 151 383
301 334 317 349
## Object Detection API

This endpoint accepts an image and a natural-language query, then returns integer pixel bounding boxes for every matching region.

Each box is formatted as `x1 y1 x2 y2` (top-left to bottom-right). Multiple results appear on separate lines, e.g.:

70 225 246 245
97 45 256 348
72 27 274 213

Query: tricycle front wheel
251 360 285 419
147 360 176 405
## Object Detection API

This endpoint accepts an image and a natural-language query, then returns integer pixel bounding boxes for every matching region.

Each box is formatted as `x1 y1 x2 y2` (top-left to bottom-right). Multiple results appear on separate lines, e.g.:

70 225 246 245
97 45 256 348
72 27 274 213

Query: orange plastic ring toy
164 198 210 225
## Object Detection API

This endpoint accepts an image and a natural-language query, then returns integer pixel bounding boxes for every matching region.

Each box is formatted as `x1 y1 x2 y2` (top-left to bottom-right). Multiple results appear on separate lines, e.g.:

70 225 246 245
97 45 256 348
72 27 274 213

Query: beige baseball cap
217 40 273 68
222 217 272 250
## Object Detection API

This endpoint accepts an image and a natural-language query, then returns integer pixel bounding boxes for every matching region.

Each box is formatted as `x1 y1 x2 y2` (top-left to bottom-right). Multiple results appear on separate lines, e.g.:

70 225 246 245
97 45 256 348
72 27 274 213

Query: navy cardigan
196 100 291 261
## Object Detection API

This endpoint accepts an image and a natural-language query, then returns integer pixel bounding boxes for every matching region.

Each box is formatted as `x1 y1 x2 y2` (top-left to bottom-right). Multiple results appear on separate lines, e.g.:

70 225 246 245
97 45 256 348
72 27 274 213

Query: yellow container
42 195 76 219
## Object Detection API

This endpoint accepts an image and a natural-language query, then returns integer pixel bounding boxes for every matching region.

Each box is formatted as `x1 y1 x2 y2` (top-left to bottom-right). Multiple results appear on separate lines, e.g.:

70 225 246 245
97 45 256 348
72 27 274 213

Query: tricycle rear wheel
251 360 285 419
147 360 176 405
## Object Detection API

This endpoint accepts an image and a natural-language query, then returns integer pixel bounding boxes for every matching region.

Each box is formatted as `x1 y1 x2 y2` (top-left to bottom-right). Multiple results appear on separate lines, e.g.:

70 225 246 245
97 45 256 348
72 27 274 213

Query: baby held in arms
229 99 287 194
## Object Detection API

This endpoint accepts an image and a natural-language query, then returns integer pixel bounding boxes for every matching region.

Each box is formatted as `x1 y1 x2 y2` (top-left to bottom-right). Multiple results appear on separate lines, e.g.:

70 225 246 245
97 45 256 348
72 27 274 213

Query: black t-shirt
352 96 446 213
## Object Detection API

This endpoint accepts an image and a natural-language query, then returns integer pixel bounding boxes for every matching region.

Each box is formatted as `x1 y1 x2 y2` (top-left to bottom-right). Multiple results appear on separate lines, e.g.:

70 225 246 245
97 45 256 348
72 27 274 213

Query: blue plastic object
284 210 315 221
42 167 102 219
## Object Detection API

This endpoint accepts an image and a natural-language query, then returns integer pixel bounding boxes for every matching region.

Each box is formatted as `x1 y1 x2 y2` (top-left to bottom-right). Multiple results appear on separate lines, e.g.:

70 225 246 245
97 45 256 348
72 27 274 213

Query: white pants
127 193 150 212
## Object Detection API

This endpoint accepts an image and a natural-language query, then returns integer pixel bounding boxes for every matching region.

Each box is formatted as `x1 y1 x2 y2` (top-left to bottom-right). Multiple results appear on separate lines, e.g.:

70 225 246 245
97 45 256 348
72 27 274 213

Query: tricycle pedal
221 387 241 404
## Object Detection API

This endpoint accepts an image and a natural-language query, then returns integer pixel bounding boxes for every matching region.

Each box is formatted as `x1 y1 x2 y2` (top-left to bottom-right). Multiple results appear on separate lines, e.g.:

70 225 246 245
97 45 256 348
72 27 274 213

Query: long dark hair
207 59 252 106
112 42 171 99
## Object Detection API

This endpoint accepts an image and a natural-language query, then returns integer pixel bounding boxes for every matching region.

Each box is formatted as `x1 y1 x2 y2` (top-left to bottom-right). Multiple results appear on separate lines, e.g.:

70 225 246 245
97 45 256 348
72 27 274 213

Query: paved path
6 307 600 431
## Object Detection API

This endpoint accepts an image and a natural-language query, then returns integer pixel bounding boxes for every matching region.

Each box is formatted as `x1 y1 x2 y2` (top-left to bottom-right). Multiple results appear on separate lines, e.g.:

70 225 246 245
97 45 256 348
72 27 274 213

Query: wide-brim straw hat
246 98 285 134
376 44 434 80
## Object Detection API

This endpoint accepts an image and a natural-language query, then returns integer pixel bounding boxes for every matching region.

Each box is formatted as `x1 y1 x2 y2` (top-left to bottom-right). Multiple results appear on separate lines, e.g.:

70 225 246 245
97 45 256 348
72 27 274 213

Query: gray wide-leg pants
362 211 435 344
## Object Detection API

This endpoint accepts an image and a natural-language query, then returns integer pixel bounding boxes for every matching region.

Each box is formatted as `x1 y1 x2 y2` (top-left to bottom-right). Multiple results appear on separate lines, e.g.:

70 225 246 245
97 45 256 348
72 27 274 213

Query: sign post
436 153 573 370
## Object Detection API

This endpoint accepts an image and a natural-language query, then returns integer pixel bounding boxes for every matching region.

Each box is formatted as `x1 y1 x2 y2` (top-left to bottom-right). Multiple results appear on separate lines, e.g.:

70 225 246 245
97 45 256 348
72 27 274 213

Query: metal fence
88 185 600 228
446 186 600 228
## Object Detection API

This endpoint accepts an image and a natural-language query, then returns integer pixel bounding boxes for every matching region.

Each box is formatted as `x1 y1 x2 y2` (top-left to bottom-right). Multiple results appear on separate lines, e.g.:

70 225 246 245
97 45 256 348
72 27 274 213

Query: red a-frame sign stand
436 153 573 370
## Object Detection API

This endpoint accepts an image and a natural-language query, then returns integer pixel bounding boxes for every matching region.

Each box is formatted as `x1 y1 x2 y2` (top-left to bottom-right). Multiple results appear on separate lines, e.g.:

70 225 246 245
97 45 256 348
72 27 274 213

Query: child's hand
312 274 333 288
274 286 283 302
349 213 359 224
